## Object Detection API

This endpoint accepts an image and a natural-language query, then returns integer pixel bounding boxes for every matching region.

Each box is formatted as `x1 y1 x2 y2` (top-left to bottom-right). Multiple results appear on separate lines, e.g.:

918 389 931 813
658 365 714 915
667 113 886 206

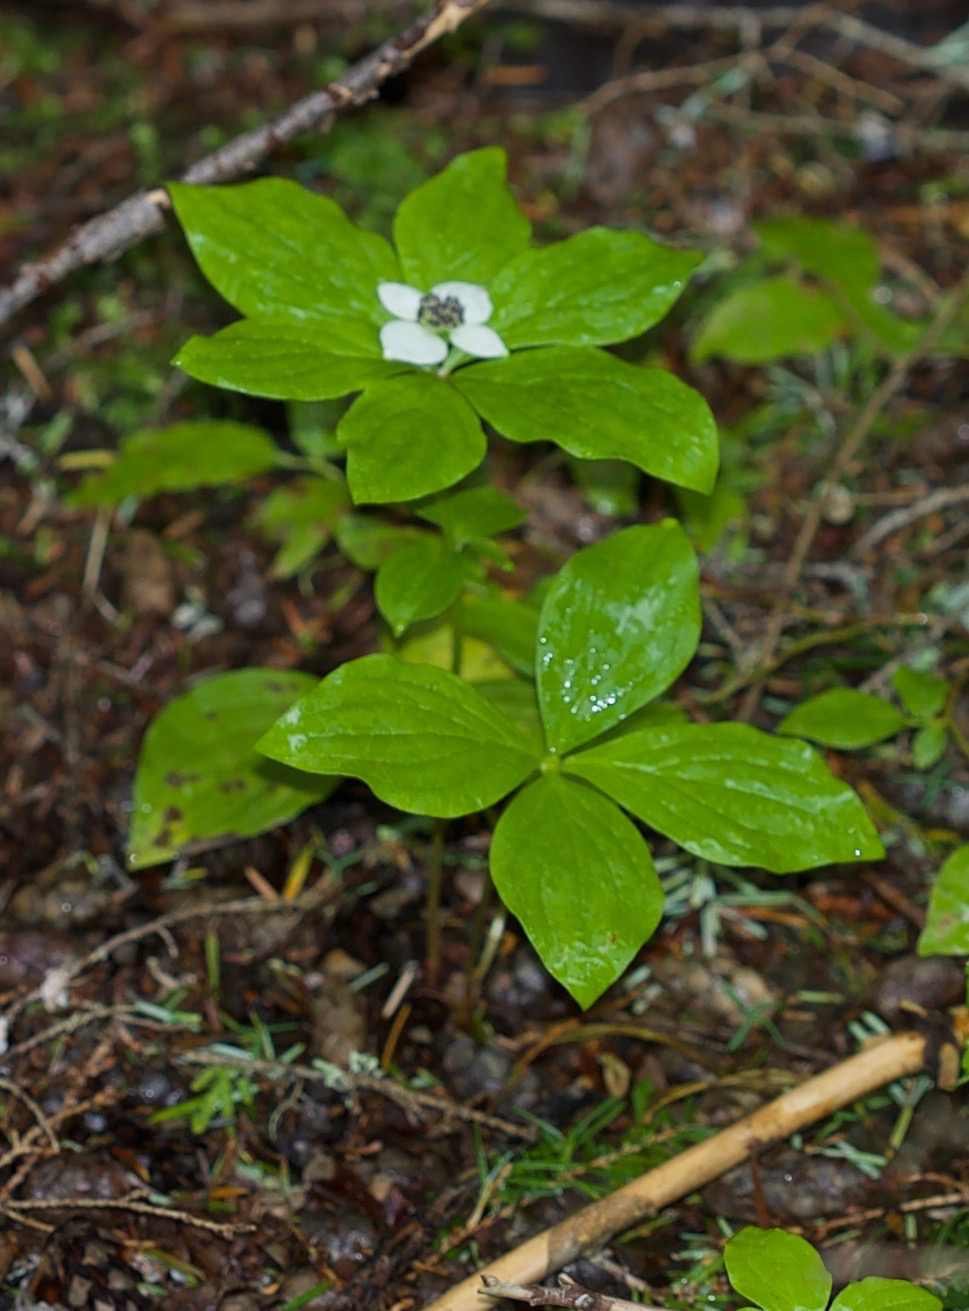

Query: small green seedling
778 664 953 770
150 1064 257 1136
691 216 954 365
724 1227 940 1311
257 524 881 1007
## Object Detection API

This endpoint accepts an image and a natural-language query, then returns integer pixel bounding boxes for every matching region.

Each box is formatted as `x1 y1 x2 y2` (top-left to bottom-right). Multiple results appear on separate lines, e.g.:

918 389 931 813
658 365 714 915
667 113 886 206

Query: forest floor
1 1 969 1309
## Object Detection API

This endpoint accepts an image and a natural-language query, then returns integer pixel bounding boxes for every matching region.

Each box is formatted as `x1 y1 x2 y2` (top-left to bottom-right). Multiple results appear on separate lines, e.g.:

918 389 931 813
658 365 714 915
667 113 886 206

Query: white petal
377 281 423 321
450 324 508 359
431 280 493 325
380 320 448 366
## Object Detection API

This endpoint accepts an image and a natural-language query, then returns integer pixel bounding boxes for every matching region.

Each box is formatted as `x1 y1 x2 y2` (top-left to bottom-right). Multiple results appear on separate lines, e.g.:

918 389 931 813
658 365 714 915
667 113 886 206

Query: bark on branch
0 0 494 334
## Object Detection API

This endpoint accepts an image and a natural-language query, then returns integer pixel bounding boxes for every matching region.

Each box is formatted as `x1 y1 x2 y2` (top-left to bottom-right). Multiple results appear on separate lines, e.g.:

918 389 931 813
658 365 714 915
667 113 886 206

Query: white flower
377 280 508 366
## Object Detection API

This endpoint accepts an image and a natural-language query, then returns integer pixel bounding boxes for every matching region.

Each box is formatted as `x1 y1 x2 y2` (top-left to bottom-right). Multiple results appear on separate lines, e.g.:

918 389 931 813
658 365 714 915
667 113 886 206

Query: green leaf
393 622 513 682
453 347 718 494
337 374 485 504
892 666 948 720
912 719 948 770
491 227 701 349
392 147 531 289
257 653 540 818
918 845 969 956
374 539 475 637
725 1227 832 1311
460 593 540 676
490 775 663 1008
778 689 905 749
128 669 334 869
537 522 700 754
757 217 881 292
474 678 544 753
169 178 397 348
175 321 400 401
830 1279 940 1311
571 457 640 517
288 400 345 461
566 723 884 872
692 275 846 364
255 477 349 577
334 515 428 570
416 486 525 548
677 479 746 554
71 420 279 506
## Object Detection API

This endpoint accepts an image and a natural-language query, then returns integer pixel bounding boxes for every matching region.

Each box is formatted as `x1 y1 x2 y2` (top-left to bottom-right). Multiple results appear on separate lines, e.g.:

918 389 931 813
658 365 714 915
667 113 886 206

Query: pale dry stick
704 104 969 154
0 0 494 332
421 1031 928 1311
851 483 969 558
0 1192 249 1236
737 271 969 723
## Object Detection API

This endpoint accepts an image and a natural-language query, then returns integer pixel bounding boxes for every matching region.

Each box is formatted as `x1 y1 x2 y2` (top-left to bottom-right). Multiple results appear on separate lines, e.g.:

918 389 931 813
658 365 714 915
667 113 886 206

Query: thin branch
501 1 969 92
851 483 969 558
422 1032 929 1311
0 0 494 333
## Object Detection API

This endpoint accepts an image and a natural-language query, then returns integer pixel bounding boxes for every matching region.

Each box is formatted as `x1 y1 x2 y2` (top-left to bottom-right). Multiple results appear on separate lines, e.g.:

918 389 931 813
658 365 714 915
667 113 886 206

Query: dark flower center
418 293 464 330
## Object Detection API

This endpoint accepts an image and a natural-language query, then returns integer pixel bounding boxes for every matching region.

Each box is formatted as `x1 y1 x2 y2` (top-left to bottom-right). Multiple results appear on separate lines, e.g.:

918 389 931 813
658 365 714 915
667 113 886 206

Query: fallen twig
0 0 494 333
422 1031 929 1311
503 1 969 92
852 483 969 558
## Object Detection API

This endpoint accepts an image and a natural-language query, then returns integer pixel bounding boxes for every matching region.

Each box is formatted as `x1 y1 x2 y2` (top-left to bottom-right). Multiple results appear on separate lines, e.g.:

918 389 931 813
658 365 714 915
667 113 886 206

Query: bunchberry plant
118 147 887 1011
724 1227 940 1311
779 665 953 769
257 523 881 1006
168 147 718 504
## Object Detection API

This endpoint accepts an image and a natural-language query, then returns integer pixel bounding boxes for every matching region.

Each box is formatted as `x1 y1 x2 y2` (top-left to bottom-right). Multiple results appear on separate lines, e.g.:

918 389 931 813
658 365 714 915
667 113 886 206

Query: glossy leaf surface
416 486 525 548
490 775 663 1008
453 347 718 494
393 148 531 288
725 1227 832 1311
337 374 485 504
257 654 540 817
460 593 540 677
491 227 701 348
374 539 475 636
537 522 700 754
778 688 905 749
566 723 884 872
830 1279 940 1311
175 321 399 400
129 669 333 869
170 178 397 345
